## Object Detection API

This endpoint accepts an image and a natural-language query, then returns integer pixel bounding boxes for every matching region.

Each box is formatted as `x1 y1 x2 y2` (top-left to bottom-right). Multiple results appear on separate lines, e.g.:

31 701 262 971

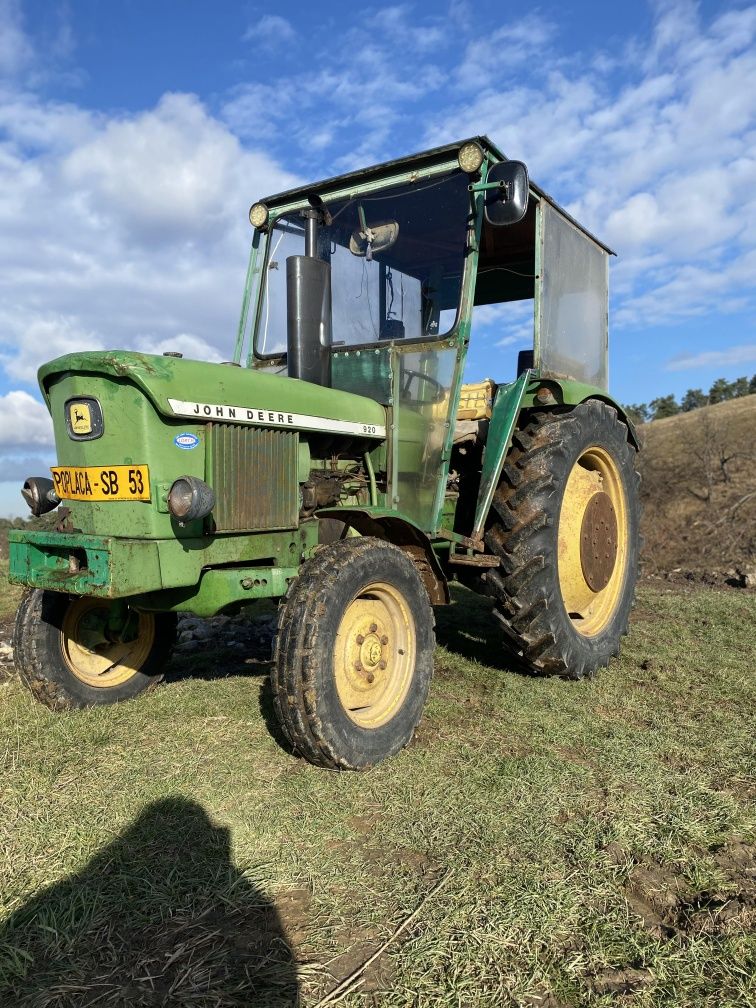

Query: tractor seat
456 378 496 420
453 379 496 447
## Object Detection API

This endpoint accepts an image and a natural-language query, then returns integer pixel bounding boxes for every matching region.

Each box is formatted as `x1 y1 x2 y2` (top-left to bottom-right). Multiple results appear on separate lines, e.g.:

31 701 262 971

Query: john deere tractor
9 137 639 769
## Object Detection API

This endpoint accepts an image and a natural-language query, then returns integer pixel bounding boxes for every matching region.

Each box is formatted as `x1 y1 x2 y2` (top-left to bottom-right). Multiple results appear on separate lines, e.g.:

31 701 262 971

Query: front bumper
7 527 312 610
8 530 162 598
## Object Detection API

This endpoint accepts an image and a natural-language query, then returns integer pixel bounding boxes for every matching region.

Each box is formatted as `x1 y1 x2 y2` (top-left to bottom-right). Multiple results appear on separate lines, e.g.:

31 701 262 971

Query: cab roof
260 135 614 257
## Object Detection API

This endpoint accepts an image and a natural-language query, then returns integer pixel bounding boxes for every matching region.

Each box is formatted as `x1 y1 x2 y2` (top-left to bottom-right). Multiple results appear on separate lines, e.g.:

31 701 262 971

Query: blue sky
0 0 755 516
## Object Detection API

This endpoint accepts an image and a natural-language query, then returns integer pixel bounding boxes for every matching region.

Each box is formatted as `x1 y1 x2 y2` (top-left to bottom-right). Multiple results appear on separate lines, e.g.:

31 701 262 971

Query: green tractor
9 137 640 769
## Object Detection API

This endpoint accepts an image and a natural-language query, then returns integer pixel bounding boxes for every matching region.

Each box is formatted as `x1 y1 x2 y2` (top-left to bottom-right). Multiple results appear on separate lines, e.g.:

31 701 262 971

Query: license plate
51 465 151 502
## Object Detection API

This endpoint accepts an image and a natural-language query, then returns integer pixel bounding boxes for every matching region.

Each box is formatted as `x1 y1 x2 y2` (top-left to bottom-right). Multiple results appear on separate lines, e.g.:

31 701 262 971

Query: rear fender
521 379 640 449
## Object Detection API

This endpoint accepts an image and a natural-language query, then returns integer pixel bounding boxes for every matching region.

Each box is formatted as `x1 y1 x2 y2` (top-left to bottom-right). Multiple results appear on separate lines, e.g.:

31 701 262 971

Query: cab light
249 202 269 229
457 141 484 174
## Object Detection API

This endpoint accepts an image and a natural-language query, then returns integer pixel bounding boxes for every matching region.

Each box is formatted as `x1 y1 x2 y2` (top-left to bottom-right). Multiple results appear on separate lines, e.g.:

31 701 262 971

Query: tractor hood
39 351 387 440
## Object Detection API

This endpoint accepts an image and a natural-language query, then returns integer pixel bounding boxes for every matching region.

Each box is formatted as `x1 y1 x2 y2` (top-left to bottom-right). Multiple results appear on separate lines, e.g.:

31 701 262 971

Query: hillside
638 396 756 578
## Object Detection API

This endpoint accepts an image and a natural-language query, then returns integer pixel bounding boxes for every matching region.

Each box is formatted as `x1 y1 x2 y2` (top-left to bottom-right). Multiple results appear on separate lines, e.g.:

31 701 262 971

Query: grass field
0 575 754 1007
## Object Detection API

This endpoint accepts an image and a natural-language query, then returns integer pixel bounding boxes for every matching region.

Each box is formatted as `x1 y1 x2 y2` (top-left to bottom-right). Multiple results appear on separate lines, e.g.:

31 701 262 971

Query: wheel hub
61 598 155 688
580 491 618 591
557 445 629 637
361 635 383 669
333 583 413 729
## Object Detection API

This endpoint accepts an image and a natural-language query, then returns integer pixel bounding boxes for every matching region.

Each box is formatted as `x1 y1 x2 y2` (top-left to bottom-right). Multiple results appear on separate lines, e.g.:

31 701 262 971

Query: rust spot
580 491 617 591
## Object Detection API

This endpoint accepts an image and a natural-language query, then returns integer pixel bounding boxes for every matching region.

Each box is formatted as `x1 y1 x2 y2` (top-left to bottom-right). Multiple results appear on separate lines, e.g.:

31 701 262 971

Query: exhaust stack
286 207 331 387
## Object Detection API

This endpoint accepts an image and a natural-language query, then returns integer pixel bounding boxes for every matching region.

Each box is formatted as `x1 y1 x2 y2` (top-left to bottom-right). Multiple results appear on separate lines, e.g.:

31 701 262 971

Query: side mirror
484 160 529 227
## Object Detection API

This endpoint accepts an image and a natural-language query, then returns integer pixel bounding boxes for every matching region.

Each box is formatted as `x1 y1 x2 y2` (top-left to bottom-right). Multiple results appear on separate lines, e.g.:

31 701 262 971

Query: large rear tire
484 401 640 679
272 538 435 770
13 590 176 710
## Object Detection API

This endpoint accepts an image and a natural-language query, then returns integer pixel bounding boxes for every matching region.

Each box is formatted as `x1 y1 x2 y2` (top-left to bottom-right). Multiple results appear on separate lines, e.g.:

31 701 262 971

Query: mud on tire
272 537 435 770
13 589 177 710
484 401 640 679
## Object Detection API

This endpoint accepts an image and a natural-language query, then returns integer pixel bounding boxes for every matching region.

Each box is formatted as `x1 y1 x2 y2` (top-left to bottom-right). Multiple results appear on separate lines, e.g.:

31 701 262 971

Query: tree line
625 374 756 425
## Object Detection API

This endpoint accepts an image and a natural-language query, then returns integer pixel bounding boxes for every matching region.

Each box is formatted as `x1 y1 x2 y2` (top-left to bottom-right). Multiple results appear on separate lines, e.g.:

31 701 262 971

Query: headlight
457 141 484 174
21 476 59 516
167 476 215 523
249 202 269 228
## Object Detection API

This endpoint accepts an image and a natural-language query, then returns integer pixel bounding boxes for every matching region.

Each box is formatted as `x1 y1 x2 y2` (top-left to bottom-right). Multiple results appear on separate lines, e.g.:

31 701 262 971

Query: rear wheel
272 538 435 770
484 401 640 679
13 590 176 710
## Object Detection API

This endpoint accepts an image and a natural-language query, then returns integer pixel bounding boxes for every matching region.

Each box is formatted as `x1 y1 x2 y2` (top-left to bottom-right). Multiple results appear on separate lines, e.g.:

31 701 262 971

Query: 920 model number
51 465 151 502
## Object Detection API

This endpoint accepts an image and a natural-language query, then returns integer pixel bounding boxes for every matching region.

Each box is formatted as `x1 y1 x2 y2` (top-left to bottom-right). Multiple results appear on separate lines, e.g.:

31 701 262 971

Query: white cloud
425 0 756 332
133 333 224 363
243 14 297 48
2 316 103 383
455 15 556 90
0 89 299 390
0 390 53 446
665 343 756 371
0 0 33 79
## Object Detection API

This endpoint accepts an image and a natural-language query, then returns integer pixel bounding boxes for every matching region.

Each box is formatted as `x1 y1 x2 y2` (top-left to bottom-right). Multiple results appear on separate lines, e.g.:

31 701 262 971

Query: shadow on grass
434 583 525 672
0 797 300 1007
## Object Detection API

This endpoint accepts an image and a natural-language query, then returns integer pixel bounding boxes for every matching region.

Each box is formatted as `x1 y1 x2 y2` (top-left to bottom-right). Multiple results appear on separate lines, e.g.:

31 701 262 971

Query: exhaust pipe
286 207 331 387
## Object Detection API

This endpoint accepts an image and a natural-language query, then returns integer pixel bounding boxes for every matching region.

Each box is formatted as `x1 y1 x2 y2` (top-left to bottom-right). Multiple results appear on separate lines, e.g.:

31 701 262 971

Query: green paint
9 523 318 611
472 370 532 541
39 351 386 431
521 378 639 447
133 566 299 617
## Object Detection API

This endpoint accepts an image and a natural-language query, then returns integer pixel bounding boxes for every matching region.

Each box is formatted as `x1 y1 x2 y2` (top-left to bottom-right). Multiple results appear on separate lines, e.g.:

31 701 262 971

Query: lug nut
366 673 375 684
356 634 365 644
369 623 378 633
354 661 363 672
380 635 388 645
379 660 387 670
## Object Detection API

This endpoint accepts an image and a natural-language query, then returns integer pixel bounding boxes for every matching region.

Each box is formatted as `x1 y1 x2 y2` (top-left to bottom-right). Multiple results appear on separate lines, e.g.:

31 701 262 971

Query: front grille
210 424 298 532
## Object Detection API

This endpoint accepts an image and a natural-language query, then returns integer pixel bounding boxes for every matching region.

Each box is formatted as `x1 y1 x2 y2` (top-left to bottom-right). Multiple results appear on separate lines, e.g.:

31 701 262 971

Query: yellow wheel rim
557 446 628 637
333 582 415 729
61 598 155 688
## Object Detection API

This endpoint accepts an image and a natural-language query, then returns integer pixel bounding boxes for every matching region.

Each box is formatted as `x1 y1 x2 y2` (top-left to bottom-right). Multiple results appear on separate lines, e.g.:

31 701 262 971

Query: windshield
255 170 471 357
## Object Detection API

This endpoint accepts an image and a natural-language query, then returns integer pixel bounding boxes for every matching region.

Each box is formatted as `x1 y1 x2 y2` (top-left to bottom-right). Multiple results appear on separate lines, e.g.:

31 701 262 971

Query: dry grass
639 397 756 575
0 582 754 1006
0 559 23 621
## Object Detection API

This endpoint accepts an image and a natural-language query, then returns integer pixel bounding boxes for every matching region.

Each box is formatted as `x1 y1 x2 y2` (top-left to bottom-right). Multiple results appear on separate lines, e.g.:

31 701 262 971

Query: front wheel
13 590 176 710
272 538 435 770
484 401 640 679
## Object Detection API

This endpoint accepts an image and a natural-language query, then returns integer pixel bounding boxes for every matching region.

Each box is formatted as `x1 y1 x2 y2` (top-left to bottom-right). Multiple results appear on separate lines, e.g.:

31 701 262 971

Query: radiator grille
210 424 298 532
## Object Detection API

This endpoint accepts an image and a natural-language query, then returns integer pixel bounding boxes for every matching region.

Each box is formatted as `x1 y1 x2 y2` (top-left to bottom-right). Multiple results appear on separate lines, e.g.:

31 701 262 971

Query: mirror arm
468 180 513 194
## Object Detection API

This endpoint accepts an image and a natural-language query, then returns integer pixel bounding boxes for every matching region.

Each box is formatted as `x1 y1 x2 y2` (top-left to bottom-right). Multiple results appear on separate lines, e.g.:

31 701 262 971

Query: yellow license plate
51 465 151 502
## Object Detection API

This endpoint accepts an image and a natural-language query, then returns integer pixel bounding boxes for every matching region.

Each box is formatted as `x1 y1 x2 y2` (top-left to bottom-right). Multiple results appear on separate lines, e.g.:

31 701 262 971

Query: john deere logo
65 398 103 441
70 403 91 435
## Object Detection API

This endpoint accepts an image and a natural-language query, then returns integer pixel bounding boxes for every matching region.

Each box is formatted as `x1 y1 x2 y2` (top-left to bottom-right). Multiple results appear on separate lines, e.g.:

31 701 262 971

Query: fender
315 507 449 605
470 374 639 542
521 378 640 449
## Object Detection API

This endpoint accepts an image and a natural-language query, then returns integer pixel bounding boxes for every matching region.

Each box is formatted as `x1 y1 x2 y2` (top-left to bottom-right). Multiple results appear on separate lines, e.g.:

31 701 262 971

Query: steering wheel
400 369 446 404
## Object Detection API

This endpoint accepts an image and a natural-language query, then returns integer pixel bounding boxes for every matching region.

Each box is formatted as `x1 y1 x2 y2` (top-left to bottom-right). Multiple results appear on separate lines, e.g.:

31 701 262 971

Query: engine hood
39 351 387 440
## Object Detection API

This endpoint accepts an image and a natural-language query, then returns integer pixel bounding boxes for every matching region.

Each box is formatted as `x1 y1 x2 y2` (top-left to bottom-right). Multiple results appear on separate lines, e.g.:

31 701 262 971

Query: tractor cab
235 137 614 533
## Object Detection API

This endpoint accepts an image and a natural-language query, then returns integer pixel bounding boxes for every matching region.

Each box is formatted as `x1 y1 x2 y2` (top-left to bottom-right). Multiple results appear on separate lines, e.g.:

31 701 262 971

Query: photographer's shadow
0 796 300 1006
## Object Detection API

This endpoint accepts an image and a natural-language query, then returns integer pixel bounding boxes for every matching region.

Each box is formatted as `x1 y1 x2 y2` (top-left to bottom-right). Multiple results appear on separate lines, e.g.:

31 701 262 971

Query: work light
457 141 484 174
249 202 269 228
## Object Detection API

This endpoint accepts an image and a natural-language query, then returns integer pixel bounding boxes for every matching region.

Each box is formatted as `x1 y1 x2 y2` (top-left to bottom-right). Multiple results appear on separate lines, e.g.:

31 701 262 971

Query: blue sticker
174 432 200 450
